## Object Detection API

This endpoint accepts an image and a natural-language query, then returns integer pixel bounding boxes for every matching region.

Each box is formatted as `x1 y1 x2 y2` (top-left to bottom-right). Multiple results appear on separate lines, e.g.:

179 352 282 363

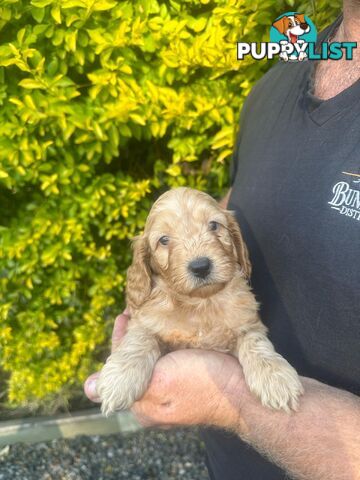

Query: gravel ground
0 428 209 480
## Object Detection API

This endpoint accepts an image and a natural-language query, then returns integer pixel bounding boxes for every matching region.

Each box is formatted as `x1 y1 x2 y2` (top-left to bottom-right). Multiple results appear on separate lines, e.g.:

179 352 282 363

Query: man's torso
202 17 360 479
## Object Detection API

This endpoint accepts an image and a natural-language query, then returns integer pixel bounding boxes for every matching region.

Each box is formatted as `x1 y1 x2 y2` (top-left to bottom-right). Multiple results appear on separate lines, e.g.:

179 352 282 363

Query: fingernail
85 378 98 398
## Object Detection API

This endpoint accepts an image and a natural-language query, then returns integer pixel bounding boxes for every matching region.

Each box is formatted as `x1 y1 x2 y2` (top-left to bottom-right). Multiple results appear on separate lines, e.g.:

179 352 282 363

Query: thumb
84 309 130 404
84 372 101 403
111 309 130 352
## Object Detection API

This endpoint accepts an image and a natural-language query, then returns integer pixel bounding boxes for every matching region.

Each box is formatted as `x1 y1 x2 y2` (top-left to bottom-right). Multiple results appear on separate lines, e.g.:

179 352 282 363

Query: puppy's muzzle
188 257 212 279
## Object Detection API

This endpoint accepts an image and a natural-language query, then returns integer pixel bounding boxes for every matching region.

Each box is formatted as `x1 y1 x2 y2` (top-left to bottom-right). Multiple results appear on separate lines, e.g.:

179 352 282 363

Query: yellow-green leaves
0 0 341 409
18 78 46 89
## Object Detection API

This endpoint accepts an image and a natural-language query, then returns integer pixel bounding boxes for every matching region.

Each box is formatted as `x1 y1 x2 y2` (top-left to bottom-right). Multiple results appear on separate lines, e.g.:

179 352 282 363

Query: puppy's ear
225 211 252 280
272 16 288 35
295 14 306 24
126 235 152 310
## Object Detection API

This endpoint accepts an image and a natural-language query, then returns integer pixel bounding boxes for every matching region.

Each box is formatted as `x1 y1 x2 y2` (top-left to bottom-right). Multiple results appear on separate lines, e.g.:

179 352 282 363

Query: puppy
97 188 303 416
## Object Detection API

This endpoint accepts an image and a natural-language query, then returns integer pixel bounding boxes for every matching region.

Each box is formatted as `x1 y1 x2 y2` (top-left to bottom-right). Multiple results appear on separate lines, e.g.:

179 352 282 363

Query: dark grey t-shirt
202 18 360 479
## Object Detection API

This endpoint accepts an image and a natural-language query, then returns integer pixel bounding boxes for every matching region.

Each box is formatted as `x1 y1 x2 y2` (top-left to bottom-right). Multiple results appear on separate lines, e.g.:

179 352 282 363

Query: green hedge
0 0 340 409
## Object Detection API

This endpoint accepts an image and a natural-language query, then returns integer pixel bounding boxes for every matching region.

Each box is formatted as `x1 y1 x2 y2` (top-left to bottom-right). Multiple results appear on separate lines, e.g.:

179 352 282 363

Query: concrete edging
0 408 142 446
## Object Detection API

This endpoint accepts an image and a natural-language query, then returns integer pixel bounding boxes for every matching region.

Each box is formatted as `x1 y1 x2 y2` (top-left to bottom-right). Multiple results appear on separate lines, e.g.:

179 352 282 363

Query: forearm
229 375 360 480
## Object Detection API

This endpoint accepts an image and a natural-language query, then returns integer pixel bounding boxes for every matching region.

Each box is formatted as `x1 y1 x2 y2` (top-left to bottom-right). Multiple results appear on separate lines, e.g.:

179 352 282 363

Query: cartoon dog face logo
271 13 313 62
272 14 310 44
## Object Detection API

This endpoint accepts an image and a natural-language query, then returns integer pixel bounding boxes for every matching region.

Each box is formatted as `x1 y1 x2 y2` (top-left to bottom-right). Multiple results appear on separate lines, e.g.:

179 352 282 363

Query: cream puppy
97 188 303 415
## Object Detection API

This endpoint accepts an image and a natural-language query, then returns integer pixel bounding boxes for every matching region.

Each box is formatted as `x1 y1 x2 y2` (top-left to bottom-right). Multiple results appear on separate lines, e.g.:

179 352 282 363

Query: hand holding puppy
84 309 247 430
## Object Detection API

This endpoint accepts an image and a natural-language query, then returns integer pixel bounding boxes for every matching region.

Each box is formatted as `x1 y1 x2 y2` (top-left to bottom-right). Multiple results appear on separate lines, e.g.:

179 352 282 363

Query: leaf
0 170 8 178
17 28 26 44
61 0 87 7
161 53 179 68
118 124 132 136
9 97 24 107
24 95 37 109
52 29 64 46
169 0 180 13
65 30 77 52
187 17 207 33
166 164 181 176
31 6 45 22
119 64 132 75
18 79 45 89
51 76 75 87
31 0 54 7
216 148 232 163
47 58 59 76
92 0 117 11
51 5 62 23
129 113 146 126
87 29 105 45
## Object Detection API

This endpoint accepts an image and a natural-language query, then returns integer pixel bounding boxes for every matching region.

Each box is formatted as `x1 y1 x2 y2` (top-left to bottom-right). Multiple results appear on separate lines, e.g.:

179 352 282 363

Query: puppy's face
126 188 251 309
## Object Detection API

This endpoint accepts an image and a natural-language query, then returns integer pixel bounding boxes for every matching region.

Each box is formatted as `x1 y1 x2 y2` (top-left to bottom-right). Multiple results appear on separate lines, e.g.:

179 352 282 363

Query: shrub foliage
0 0 340 408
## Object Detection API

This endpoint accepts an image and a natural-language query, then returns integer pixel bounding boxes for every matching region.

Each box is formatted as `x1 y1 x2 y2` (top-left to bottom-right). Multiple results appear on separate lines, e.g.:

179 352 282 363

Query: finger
131 407 162 428
111 310 130 352
131 398 175 429
131 400 156 427
84 372 101 403
132 411 156 428
132 406 175 429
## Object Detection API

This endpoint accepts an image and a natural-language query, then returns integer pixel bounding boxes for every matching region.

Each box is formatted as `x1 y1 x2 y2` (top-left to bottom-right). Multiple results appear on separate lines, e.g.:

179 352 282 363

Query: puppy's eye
159 236 170 246
209 221 219 232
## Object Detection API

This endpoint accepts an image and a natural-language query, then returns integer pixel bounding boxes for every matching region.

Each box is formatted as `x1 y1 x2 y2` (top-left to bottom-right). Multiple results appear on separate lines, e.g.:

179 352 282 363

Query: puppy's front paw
246 358 304 412
97 354 148 416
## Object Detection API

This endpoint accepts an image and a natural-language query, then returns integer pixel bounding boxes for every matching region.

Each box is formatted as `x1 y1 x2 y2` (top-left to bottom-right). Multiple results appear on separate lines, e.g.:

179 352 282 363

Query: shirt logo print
328 172 360 222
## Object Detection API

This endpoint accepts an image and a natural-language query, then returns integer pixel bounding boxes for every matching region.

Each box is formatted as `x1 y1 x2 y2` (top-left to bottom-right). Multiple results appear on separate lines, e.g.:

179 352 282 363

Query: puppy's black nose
300 22 308 30
188 257 212 279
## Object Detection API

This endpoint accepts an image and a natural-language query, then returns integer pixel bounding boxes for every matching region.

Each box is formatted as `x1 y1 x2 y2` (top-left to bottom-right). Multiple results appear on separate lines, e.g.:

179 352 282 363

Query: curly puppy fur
97 188 303 415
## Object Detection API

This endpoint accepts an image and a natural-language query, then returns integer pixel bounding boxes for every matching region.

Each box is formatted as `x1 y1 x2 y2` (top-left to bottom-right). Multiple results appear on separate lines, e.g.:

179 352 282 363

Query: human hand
131 348 246 429
84 309 130 403
84 311 246 430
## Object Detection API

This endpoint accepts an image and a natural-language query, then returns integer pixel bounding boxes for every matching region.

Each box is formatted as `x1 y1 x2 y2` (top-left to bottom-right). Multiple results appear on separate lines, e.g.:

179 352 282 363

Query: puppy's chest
157 315 237 354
